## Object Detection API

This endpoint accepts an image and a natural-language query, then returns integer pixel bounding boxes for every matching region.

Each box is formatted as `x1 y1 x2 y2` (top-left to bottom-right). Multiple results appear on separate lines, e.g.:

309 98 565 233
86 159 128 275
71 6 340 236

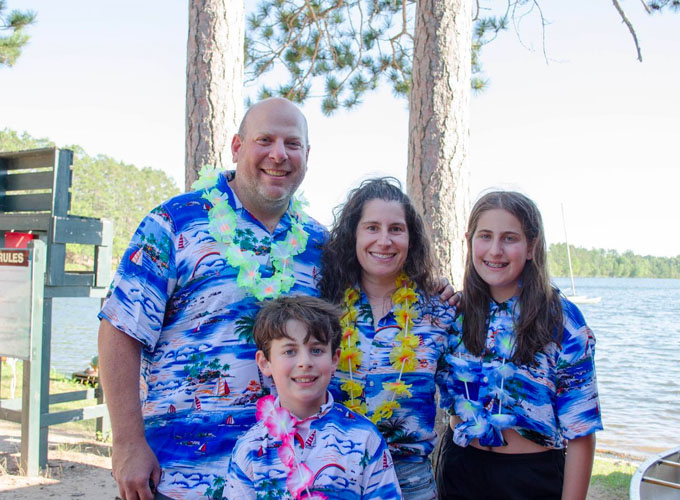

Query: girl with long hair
436 191 602 499
319 177 454 500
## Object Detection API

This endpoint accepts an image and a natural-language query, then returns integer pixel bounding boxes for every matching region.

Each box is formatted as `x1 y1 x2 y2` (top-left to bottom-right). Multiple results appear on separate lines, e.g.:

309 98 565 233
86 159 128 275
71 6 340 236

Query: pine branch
612 0 643 62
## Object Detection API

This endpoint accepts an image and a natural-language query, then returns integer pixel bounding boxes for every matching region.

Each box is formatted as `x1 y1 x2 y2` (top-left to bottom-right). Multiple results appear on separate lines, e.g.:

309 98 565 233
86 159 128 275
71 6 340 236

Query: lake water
45 277 680 459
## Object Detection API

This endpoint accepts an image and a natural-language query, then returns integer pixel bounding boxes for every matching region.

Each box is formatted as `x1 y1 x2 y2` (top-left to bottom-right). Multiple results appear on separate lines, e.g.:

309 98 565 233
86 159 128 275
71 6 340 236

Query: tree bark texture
185 0 244 191
407 0 471 289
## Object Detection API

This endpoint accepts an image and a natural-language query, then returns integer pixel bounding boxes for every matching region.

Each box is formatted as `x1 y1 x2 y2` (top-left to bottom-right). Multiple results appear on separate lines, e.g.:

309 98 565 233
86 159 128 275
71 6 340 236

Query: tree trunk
408 0 472 476
407 0 471 289
185 0 244 191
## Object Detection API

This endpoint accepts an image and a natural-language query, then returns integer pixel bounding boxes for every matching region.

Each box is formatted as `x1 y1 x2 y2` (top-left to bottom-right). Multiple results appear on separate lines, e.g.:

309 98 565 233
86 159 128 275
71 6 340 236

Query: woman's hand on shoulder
438 277 463 307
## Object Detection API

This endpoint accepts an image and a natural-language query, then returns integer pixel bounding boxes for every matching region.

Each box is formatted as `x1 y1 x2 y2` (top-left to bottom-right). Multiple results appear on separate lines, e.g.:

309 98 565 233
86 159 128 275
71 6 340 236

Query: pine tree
243 0 676 285
185 0 245 190
0 1 36 67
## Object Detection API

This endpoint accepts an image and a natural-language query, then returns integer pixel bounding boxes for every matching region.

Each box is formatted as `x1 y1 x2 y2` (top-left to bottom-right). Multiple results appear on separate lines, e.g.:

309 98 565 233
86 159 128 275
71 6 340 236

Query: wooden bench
0 147 112 296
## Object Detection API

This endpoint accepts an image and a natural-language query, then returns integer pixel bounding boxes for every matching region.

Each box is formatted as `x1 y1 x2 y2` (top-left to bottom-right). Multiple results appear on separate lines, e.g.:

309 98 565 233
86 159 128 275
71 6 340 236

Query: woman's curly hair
319 177 439 303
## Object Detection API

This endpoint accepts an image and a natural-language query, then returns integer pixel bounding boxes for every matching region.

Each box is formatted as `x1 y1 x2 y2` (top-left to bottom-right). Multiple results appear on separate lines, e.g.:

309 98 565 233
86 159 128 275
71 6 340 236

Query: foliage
0 128 52 149
548 243 680 279
245 0 514 113
0 128 180 269
0 0 37 67
648 0 680 11
244 0 672 114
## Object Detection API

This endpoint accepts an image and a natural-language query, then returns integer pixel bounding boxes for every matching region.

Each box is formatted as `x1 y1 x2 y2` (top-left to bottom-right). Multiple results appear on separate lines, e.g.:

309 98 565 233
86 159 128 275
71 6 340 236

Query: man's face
231 99 309 217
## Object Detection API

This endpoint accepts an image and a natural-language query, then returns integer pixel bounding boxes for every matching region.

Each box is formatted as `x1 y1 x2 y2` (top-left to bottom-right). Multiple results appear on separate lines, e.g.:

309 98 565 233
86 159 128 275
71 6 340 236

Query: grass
1 359 104 435
590 455 638 498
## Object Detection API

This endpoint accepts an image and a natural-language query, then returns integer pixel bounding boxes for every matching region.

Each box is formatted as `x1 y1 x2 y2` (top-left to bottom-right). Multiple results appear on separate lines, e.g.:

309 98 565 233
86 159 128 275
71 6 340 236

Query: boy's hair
253 296 342 359
462 190 564 366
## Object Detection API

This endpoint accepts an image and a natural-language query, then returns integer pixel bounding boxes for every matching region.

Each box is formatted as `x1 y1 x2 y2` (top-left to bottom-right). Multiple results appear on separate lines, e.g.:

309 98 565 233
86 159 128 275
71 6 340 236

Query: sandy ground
0 419 629 500
0 420 118 498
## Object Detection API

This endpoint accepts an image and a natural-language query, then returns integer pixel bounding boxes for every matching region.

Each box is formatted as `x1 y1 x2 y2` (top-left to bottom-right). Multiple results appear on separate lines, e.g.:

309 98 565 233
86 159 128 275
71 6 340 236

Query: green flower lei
191 165 310 300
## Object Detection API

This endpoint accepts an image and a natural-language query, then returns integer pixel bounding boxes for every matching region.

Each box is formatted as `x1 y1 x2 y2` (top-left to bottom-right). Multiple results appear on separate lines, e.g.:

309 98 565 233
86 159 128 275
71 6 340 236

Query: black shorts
435 425 565 500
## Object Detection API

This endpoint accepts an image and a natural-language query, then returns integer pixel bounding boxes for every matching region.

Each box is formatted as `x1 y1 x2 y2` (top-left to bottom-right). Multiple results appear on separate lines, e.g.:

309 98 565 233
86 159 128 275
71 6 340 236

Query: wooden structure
0 147 112 475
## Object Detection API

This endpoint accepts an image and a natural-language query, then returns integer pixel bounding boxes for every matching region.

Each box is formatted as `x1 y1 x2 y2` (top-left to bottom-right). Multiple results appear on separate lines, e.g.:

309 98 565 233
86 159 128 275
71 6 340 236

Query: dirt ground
0 419 623 500
0 420 118 498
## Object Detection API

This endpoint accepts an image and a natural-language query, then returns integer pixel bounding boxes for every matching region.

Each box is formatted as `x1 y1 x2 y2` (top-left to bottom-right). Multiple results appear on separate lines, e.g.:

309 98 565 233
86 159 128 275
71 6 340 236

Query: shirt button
369 381 375 387
482 376 488 383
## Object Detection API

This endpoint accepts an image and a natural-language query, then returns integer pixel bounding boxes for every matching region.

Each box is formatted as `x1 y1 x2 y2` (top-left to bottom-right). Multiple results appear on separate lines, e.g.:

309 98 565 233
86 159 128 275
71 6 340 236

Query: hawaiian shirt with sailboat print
98 171 327 500
225 393 402 500
439 296 603 449
328 290 455 462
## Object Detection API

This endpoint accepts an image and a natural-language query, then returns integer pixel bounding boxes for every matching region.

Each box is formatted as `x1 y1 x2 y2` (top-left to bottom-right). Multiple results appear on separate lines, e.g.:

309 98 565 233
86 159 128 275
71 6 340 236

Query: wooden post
20 240 46 476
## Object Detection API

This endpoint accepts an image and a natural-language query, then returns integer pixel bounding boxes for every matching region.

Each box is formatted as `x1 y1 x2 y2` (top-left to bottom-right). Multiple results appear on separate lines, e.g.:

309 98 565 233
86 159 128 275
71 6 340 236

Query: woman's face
355 198 410 286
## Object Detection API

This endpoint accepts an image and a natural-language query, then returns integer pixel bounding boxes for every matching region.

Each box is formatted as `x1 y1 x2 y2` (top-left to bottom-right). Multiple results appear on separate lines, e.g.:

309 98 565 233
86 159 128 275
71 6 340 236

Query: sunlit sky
2 1 679 258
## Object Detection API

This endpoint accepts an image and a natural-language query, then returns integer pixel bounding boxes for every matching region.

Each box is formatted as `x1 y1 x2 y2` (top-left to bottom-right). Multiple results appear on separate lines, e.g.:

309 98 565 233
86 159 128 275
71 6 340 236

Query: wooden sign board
0 248 33 359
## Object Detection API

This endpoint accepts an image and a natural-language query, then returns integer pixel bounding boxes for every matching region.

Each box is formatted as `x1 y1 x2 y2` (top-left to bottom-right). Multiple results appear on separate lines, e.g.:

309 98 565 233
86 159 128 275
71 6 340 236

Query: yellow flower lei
339 273 420 424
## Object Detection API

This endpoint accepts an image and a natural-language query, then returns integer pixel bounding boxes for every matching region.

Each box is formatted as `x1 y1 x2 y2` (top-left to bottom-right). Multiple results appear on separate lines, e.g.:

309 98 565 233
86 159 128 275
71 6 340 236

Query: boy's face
256 319 339 420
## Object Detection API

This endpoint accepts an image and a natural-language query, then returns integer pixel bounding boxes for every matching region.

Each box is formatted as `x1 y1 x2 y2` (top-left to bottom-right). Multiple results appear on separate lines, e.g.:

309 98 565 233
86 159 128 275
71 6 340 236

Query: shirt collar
489 294 518 314
273 391 335 423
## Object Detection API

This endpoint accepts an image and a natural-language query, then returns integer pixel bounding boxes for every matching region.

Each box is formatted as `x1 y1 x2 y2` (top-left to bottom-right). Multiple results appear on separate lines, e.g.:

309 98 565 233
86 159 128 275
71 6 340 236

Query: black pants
435 425 565 500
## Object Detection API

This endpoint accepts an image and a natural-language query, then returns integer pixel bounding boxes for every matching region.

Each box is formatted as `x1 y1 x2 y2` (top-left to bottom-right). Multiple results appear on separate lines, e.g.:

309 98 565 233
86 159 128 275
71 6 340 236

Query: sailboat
560 204 601 305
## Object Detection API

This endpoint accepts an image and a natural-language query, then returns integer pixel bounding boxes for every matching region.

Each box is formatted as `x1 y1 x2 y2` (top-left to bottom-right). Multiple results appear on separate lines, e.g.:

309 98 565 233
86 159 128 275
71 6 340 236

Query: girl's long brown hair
461 191 563 365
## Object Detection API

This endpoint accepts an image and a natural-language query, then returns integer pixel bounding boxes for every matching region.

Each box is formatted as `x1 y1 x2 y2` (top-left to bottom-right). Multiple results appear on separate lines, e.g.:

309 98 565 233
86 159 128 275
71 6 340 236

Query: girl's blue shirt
440 295 603 449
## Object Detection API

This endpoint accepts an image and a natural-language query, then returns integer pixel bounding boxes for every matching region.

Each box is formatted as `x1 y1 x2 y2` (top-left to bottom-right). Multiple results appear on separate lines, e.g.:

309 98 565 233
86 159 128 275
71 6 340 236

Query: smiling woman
318 177 455 500
355 198 410 301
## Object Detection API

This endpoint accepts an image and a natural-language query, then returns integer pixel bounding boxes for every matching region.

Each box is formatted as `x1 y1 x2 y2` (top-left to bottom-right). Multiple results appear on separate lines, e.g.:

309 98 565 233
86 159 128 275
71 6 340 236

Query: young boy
224 296 402 500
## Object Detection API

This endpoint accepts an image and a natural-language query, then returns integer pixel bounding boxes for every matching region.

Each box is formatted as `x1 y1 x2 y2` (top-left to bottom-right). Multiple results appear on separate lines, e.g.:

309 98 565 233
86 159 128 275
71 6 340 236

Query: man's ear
231 134 243 163
255 350 272 377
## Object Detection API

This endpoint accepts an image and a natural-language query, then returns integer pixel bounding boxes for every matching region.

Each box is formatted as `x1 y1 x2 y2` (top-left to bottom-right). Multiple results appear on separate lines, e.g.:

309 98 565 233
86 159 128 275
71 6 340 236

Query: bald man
99 98 327 500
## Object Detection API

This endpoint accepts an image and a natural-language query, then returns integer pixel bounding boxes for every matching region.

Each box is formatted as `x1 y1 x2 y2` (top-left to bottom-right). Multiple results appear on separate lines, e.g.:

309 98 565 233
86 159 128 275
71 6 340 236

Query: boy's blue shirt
225 393 402 500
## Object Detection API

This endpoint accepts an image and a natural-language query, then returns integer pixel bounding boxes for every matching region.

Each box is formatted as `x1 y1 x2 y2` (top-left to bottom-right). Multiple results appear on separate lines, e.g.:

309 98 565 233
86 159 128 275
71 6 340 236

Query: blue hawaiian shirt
328 290 455 462
225 393 402 500
440 295 603 449
99 171 327 500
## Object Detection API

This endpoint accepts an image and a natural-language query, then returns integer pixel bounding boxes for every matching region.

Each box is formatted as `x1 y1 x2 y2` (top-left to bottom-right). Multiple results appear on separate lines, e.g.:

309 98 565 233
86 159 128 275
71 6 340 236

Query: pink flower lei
256 395 328 500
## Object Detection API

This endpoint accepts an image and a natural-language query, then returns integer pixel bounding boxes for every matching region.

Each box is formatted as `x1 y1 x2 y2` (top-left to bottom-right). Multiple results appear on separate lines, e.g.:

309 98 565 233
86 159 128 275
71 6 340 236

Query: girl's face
470 208 534 303
355 198 410 287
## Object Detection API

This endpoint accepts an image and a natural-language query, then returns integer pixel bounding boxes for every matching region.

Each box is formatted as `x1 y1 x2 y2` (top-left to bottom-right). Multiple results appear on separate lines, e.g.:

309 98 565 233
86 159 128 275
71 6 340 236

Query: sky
1 1 679 258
